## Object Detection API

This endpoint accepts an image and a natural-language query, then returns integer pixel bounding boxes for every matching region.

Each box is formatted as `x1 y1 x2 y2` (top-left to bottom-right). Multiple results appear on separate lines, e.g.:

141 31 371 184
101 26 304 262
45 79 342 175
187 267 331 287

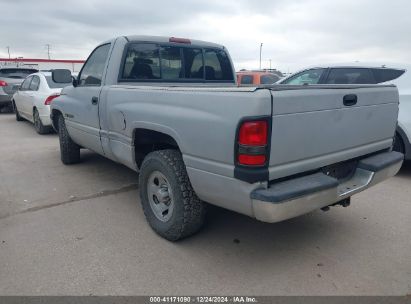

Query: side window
260 74 279 84
160 46 183 80
240 75 254 84
183 48 203 79
122 43 160 80
21 76 32 90
372 68 405 83
284 69 325 85
326 68 375 84
29 76 40 91
78 44 111 86
204 49 234 81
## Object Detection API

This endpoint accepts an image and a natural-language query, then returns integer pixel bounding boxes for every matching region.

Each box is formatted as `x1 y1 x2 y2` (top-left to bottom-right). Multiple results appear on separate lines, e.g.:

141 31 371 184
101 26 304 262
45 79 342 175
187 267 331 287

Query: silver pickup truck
50 35 403 241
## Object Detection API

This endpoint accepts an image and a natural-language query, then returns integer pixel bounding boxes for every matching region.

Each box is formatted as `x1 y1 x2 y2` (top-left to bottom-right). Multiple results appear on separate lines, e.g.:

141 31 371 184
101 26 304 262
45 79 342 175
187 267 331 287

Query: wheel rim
34 110 40 130
147 171 174 222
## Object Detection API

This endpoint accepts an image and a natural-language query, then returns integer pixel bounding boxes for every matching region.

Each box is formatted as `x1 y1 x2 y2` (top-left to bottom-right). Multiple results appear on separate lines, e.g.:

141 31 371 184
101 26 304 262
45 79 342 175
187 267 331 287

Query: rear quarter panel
99 86 272 176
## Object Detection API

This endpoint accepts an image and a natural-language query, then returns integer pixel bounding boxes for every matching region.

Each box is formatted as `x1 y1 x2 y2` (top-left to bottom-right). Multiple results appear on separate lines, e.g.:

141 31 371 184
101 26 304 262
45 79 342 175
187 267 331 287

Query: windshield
0 68 38 79
45 75 72 88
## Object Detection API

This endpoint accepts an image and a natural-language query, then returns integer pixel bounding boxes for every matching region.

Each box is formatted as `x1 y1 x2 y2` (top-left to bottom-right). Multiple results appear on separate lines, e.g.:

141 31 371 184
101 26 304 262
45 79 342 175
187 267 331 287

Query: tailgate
268 85 399 180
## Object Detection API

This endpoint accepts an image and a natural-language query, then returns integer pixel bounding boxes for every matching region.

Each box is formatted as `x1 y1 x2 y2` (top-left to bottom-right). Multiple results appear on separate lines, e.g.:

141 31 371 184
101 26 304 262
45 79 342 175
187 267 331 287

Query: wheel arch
396 125 411 159
133 128 181 169
51 109 63 132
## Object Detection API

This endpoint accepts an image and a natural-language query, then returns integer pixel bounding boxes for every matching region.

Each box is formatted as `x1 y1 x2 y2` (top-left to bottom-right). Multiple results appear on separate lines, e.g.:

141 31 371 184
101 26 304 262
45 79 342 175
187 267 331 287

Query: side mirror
51 69 72 83
72 76 78 87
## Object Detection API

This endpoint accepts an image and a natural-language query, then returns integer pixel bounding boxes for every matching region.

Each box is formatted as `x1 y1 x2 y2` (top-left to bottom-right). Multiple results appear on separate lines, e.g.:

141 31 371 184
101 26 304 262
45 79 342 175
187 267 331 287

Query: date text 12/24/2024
149 296 257 303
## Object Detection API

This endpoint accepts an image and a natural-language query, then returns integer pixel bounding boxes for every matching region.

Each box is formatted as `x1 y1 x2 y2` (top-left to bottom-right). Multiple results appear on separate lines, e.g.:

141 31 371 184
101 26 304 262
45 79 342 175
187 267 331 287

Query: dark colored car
279 64 408 157
278 65 405 85
0 67 39 111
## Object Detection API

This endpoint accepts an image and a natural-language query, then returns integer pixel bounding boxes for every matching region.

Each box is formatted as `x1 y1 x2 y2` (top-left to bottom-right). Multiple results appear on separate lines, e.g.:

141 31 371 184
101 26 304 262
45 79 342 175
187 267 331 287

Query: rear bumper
0 94 12 106
251 151 404 223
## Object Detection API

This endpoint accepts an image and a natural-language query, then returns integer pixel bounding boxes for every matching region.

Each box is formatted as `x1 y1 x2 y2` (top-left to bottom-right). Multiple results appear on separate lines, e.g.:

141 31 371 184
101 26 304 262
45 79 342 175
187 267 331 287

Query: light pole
269 59 272 70
45 44 51 59
259 43 263 70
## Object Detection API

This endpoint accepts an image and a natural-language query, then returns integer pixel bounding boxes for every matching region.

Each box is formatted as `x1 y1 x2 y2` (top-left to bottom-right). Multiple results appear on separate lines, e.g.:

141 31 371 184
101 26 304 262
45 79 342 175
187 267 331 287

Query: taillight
0 80 8 87
44 94 60 105
239 121 268 145
237 120 269 166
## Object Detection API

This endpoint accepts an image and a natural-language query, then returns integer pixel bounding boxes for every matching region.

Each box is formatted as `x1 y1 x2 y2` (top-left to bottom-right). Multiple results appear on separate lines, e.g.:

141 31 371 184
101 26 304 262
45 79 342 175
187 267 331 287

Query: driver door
62 43 111 155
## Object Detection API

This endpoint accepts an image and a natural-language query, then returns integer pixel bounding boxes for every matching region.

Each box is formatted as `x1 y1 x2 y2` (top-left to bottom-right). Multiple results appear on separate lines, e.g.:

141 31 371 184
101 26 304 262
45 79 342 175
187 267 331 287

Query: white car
12 71 72 134
278 63 410 160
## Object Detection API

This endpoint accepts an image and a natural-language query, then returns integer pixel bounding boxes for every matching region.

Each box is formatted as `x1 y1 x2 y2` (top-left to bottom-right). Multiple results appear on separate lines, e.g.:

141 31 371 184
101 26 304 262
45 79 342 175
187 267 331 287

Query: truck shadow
71 152 376 263
169 203 357 265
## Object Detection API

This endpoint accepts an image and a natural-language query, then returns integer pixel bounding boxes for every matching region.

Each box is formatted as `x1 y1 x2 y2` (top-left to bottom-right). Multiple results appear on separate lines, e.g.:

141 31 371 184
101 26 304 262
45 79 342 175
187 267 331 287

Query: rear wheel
139 149 206 241
57 114 80 164
13 101 23 121
33 108 51 134
393 133 405 154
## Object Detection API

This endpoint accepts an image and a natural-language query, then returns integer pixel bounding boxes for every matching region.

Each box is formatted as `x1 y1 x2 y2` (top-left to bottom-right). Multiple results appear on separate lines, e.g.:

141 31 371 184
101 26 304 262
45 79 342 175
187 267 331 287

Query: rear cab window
119 42 234 83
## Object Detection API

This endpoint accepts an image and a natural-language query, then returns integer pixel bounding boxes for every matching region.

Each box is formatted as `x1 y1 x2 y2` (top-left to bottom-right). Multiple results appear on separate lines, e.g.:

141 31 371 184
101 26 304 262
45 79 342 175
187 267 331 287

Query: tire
393 133 405 154
57 114 80 164
33 108 51 134
13 101 23 121
139 149 206 241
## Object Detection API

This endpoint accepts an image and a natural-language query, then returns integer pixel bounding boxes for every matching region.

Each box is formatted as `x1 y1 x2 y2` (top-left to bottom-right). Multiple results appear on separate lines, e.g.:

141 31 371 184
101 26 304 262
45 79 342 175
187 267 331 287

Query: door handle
343 94 357 106
91 96 98 105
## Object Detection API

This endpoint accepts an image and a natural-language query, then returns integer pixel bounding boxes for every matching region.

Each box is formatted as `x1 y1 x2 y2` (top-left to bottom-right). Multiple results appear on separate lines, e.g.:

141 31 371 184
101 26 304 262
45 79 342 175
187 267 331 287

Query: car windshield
45 75 72 88
0 68 38 79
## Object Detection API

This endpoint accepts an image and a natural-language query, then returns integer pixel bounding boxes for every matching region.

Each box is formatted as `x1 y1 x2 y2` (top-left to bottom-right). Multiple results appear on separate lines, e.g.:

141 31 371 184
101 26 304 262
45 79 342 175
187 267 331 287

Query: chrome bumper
251 151 403 223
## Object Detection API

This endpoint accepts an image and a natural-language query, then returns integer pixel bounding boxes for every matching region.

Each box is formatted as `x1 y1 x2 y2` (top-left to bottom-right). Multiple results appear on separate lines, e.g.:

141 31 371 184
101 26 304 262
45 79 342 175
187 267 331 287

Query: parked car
50 36 403 241
12 71 72 134
389 68 411 160
0 67 38 112
237 71 280 85
278 64 405 85
279 64 410 160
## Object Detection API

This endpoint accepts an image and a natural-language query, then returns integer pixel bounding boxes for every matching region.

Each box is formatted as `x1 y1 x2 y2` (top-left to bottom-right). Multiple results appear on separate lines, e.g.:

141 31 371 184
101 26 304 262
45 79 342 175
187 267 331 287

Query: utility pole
45 44 51 59
269 59 272 70
6 46 10 59
259 43 263 70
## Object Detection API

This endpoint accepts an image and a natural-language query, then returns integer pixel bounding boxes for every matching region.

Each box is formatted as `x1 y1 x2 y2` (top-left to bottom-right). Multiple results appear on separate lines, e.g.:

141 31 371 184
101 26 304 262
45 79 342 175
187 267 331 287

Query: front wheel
139 149 206 241
57 114 80 164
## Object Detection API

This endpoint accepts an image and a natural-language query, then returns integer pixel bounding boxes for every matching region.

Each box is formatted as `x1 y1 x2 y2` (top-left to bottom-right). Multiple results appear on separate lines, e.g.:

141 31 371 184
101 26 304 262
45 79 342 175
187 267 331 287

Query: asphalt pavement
0 113 410 295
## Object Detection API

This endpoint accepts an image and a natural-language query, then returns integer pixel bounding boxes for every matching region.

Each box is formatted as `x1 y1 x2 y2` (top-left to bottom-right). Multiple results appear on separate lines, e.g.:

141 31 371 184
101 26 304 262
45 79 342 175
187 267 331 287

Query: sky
0 0 410 73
